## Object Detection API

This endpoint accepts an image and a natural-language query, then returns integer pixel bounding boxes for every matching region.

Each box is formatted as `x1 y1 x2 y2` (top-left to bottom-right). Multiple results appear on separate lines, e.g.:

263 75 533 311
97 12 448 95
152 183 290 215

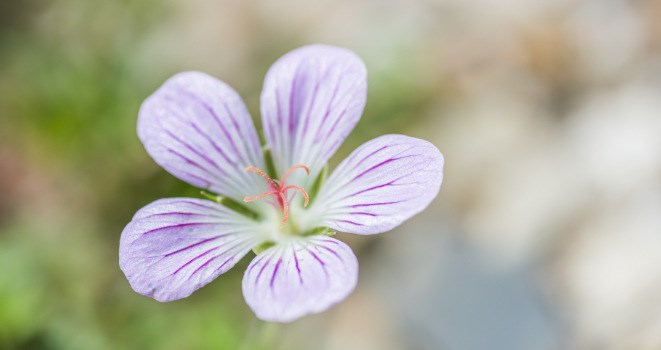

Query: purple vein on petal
345 143 417 176
351 155 417 181
272 88 284 165
319 238 340 246
189 122 235 166
337 219 364 226
175 86 241 165
288 65 304 134
323 126 350 160
165 147 218 177
342 172 414 200
171 246 219 276
293 249 303 284
163 129 223 172
222 101 260 168
175 200 221 210
180 171 213 188
319 245 343 262
255 257 272 286
309 65 339 139
347 212 378 217
317 73 342 131
343 145 391 174
341 180 398 200
137 210 226 221
320 107 349 150
222 101 243 139
320 85 357 149
188 238 249 280
275 87 283 127
141 222 217 236
164 236 223 257
308 248 329 278
189 254 221 278
300 80 320 136
140 236 244 260
350 201 404 208
211 255 236 275
248 254 269 274
270 258 282 288
308 250 325 267
208 108 239 164
288 72 297 134
161 95 237 169
219 102 243 159
139 212 199 220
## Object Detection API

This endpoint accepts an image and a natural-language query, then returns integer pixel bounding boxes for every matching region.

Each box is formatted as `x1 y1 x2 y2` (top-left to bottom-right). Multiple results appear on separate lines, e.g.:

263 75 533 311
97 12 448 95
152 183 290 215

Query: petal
119 198 262 302
312 134 444 235
260 45 367 185
138 71 266 200
242 236 358 323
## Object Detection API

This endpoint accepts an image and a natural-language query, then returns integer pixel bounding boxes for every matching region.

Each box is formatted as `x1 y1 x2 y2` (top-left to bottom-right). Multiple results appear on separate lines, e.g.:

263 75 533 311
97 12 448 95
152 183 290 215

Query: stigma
243 164 310 229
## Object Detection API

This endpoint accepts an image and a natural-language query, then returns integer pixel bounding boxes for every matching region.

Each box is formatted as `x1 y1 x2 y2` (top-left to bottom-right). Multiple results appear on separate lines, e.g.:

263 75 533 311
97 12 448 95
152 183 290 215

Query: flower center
243 164 310 229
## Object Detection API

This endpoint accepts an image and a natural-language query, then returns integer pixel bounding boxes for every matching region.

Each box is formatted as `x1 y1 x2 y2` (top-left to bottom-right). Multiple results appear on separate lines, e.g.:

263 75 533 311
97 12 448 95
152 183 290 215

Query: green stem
238 320 280 350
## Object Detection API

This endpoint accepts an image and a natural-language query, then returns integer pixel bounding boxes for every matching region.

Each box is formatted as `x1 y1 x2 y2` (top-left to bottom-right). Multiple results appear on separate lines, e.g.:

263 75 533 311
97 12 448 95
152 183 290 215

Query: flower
119 45 444 323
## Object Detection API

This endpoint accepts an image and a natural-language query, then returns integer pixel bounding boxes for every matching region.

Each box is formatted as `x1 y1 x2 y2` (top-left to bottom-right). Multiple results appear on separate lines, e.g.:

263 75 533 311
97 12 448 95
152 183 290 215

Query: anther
243 164 311 229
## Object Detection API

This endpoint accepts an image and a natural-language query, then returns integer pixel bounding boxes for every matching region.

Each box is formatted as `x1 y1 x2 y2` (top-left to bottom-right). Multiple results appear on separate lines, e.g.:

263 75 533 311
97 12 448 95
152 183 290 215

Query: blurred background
2 0 661 349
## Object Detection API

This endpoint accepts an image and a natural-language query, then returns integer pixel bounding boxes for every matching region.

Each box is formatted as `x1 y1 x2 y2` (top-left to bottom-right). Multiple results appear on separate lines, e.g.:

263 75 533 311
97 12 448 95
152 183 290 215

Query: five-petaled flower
119 45 444 322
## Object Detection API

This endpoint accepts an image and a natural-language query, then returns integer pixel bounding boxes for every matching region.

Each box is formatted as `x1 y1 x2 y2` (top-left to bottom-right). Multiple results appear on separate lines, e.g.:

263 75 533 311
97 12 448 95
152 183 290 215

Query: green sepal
200 191 260 221
252 241 275 255
219 196 260 220
302 226 334 237
262 146 278 179
200 190 221 202
307 165 328 205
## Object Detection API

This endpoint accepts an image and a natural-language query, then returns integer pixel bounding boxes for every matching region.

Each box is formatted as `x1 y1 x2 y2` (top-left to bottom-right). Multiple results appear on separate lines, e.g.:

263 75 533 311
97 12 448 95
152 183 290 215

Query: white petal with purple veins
138 72 266 201
119 198 262 302
312 134 444 235
260 45 367 186
242 236 358 323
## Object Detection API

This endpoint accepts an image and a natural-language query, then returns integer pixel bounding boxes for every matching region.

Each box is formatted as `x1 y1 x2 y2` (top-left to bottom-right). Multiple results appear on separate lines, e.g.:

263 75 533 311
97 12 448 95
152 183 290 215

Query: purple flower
119 45 444 322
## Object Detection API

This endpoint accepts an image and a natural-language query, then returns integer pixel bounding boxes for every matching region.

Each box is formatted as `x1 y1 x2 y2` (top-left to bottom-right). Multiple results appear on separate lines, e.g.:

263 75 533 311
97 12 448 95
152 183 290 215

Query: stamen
245 166 278 189
278 192 289 229
244 190 279 202
243 164 311 229
281 164 310 184
281 185 309 207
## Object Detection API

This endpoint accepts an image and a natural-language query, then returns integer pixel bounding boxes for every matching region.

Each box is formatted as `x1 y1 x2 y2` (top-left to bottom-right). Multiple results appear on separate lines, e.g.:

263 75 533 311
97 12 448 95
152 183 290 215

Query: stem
238 320 280 350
